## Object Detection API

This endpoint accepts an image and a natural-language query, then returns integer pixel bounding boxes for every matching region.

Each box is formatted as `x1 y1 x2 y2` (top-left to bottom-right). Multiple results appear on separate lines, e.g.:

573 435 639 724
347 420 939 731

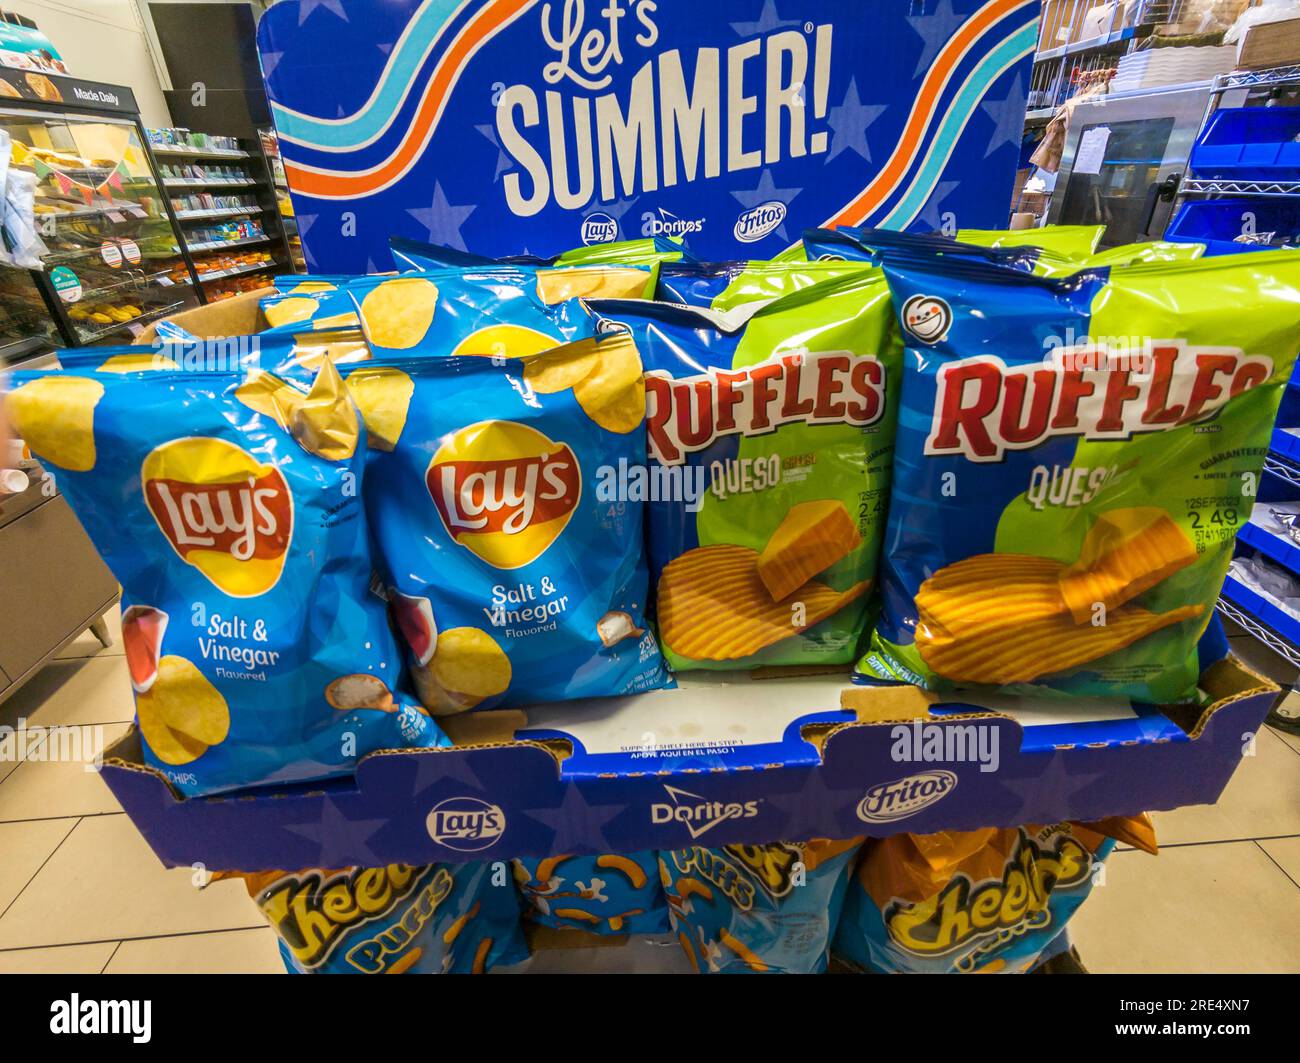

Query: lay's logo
427 420 580 569
142 437 293 597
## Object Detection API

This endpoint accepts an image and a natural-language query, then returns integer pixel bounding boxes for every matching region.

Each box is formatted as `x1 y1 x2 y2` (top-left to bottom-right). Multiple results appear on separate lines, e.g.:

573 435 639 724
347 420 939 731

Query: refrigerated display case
1047 83 1211 247
0 73 201 350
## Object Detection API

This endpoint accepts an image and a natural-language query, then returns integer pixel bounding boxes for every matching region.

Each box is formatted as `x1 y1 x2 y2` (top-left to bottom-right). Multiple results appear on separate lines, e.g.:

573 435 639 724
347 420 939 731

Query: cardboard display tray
98 658 1276 872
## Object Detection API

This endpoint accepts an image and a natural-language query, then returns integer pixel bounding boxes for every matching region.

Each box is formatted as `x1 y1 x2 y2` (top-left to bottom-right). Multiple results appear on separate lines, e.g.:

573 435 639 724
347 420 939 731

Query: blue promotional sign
257 0 1038 270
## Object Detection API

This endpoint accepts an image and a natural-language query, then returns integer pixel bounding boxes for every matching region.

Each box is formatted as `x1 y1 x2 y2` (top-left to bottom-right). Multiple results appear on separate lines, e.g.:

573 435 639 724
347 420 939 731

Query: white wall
4 0 172 127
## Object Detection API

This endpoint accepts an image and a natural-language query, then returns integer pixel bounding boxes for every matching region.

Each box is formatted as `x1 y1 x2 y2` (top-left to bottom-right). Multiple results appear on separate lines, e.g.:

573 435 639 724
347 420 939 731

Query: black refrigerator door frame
6 102 204 346
254 127 297 274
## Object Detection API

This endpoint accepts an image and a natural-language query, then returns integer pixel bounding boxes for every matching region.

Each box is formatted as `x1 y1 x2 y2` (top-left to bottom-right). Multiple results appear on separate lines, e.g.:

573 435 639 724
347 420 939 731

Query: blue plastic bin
1191 106 1300 181
1165 199 1300 255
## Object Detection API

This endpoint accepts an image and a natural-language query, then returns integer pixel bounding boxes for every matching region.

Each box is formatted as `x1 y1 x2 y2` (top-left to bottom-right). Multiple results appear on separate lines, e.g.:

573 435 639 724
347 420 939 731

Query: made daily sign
257 0 1038 268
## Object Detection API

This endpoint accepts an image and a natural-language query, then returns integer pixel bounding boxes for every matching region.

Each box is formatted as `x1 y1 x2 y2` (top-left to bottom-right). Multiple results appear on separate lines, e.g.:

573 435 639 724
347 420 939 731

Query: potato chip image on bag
359 335 671 713
244 862 527 974
3 364 447 795
661 838 863 974
587 271 901 671
346 263 655 360
832 818 1155 974
857 249 1300 703
261 274 365 332
513 851 668 936
389 233 693 271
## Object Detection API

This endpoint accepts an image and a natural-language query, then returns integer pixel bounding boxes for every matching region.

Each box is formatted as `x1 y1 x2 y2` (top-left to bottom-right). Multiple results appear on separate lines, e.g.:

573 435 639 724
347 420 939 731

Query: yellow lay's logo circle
427 420 579 569
142 437 294 597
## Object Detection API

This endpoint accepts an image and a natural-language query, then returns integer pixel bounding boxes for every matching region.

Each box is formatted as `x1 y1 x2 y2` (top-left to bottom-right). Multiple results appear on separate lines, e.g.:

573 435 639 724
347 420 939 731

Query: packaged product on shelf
2 361 446 795
588 271 900 671
512 852 668 935
832 817 1156 974
656 258 878 309
389 234 693 270
242 861 527 974
858 250 1300 702
346 263 655 359
357 332 671 713
659 838 864 974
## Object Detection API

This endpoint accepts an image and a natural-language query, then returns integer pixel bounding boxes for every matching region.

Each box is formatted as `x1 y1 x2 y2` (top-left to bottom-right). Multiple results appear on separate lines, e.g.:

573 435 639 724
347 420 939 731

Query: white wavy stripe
883 38 1034 230
812 0 1034 228
275 0 471 154
289 0 535 194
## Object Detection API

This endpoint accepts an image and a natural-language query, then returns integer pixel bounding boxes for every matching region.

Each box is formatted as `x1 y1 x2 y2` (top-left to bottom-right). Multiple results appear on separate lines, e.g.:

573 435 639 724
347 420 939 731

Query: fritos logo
646 350 886 465
427 420 580 569
927 343 1274 462
142 437 293 597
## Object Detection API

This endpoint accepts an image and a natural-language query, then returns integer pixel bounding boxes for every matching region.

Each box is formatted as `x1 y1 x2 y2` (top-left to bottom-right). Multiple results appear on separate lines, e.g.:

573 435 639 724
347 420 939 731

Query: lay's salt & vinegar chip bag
390 234 692 270
244 861 527 974
356 332 671 713
346 264 654 360
3 361 445 795
513 851 667 935
660 838 863 974
832 817 1155 974
859 250 1300 702
589 271 901 671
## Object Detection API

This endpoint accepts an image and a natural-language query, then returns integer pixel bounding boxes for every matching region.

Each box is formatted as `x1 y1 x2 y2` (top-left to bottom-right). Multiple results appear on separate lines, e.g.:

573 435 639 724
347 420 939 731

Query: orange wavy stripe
285 0 533 198
828 0 1025 227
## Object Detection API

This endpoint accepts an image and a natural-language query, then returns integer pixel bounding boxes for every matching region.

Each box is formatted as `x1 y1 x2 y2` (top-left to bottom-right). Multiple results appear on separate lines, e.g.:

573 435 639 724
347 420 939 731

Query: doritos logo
645 350 886 465
142 437 293 597
427 420 580 568
927 343 1274 462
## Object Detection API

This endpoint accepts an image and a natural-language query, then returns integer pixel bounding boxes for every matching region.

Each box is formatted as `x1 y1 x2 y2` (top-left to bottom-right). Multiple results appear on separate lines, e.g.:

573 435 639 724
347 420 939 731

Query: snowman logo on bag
902 294 952 344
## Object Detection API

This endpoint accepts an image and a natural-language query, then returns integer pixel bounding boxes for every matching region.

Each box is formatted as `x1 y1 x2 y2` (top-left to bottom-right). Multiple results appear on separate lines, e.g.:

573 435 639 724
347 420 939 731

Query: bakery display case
0 72 199 352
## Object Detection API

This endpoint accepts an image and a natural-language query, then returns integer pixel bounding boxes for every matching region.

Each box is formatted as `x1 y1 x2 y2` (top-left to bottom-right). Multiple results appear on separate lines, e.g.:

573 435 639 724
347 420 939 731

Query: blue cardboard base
98 658 1277 871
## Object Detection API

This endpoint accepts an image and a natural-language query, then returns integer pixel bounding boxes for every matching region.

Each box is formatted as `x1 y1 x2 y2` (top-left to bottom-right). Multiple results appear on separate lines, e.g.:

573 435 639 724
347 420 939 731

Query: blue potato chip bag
513 852 668 935
390 235 692 270
246 862 527 974
261 282 363 333
345 265 654 360
657 259 878 309
3 362 445 795
588 271 900 671
832 819 1154 974
356 333 671 713
660 838 863 974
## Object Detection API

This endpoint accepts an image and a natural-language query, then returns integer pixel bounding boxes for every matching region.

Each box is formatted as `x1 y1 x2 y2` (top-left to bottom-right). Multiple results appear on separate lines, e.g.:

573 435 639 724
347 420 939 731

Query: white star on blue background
297 0 348 27
916 179 961 231
826 78 887 164
906 0 967 77
406 182 476 250
731 0 800 36
475 124 513 182
981 74 1027 158
731 169 802 242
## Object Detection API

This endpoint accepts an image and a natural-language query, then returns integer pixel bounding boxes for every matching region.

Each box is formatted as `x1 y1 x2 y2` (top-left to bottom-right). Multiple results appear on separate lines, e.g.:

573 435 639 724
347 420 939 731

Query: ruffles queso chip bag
244 862 527 974
356 333 671 713
832 817 1155 974
346 264 654 360
859 250 1300 702
589 271 901 671
389 234 693 270
513 852 668 935
660 838 863 974
3 362 445 795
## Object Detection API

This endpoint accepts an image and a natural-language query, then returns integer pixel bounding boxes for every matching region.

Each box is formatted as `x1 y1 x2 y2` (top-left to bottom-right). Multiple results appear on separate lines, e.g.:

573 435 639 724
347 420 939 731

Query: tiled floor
0 608 1297 973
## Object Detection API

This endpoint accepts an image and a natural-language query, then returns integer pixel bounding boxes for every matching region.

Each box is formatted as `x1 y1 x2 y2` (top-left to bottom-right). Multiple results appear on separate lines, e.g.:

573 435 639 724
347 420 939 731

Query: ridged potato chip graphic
142 436 293 597
359 277 438 349
411 627 511 715
136 655 230 766
4 375 104 471
657 544 869 660
96 353 179 373
427 420 580 569
451 324 560 360
522 337 602 394
236 363 359 461
535 266 652 304
344 366 414 451
572 336 645 434
263 296 320 329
